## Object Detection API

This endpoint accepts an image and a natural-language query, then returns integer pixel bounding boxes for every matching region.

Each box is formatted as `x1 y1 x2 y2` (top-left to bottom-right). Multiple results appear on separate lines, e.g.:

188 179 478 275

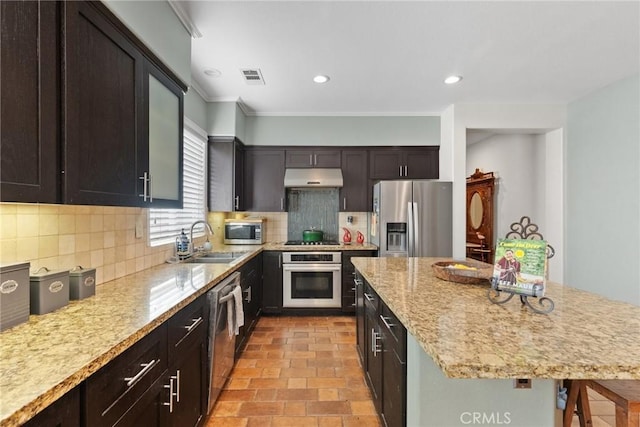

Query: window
149 118 207 246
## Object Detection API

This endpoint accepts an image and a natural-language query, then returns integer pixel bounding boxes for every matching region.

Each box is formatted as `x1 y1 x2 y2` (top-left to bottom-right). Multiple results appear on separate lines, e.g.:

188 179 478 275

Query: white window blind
149 119 207 247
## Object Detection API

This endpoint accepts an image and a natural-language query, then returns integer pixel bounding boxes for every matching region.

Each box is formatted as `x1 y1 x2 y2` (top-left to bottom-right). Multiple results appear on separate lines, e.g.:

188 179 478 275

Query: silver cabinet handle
138 172 149 202
314 154 317 165
184 317 203 333
353 278 363 286
364 292 374 302
278 254 282 269
351 287 356 292
399 166 402 177
174 370 181 402
163 377 175 412
380 314 396 330
235 196 240 210
343 197 346 210
371 328 381 356
280 198 284 211
309 154 313 165
125 359 158 387
404 165 408 176
243 286 252 303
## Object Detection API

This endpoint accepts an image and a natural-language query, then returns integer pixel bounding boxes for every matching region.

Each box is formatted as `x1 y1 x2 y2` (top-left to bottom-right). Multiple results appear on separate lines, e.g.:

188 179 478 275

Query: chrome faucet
189 220 214 253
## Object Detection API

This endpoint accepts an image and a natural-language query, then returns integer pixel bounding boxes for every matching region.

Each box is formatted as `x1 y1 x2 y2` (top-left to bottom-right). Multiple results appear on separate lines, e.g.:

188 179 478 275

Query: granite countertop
351 257 640 380
0 245 262 427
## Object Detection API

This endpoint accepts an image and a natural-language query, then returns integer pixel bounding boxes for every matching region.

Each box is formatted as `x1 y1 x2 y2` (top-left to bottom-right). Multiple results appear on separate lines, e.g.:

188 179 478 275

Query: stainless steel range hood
284 168 344 188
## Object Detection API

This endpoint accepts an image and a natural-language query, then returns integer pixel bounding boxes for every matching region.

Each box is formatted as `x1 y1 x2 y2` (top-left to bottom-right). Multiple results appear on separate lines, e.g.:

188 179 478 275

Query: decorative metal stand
487 278 555 314
486 216 555 314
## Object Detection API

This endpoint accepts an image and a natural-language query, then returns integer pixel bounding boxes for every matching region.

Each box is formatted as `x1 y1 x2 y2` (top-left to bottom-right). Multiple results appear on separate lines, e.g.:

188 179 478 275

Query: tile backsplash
0 202 371 287
287 189 339 241
0 203 178 285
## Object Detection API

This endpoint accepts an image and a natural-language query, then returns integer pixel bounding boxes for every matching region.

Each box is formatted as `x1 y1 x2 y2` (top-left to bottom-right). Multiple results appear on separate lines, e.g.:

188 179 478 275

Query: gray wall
244 116 440 146
566 74 639 305
102 1 191 85
184 89 208 132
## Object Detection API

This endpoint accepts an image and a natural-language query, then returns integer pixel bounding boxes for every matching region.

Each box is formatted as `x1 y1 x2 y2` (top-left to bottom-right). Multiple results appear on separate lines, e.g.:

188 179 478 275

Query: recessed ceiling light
313 75 330 84
204 68 222 78
444 75 462 84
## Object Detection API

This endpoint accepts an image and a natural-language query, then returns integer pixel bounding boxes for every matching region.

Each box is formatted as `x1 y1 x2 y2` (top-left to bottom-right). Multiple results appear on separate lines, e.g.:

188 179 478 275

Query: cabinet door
208 137 244 212
245 149 286 212
369 149 403 179
168 340 207 427
381 334 407 427
313 149 341 168
286 149 341 168
1 1 59 203
403 148 439 179
340 150 369 212
113 372 170 427
63 1 145 206
262 251 283 314
285 149 314 168
235 143 245 211
145 62 183 208
355 273 366 365
23 386 80 427
364 295 382 413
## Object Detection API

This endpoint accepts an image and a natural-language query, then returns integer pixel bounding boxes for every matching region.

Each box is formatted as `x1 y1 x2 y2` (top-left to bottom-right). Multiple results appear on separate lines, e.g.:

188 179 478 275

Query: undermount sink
184 251 249 264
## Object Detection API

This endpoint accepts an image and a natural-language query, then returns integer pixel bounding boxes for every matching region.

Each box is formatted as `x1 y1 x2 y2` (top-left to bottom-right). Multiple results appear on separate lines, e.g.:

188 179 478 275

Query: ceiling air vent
240 68 265 85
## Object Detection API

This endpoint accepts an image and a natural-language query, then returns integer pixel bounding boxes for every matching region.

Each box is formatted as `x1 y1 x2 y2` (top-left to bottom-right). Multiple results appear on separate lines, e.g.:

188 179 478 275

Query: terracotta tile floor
206 316 381 427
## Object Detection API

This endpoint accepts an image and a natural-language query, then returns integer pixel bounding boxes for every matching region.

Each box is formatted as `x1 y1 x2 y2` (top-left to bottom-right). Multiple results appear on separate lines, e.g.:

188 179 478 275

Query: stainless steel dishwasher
206 271 241 414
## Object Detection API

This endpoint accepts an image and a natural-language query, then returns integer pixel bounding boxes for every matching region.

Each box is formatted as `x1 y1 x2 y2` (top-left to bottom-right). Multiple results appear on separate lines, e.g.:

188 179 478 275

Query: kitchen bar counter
0 245 262 427
352 256 640 380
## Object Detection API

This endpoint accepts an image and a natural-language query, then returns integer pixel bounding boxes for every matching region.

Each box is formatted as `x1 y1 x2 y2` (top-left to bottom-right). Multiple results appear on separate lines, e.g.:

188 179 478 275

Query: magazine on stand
491 238 548 297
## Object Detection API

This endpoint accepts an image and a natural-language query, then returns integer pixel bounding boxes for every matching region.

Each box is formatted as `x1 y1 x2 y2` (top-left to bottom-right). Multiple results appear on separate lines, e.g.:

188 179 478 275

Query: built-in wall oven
282 252 342 308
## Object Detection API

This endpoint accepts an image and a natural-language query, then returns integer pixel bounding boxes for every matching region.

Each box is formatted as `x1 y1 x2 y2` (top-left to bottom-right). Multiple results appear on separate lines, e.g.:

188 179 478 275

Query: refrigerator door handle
412 202 419 257
407 201 414 257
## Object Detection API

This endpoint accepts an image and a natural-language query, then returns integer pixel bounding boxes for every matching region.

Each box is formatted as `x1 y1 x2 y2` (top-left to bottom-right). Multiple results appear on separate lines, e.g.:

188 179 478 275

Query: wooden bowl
431 260 493 285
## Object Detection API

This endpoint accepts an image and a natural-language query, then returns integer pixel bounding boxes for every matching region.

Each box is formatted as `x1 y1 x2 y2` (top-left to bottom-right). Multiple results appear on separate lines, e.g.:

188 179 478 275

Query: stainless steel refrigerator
371 181 452 257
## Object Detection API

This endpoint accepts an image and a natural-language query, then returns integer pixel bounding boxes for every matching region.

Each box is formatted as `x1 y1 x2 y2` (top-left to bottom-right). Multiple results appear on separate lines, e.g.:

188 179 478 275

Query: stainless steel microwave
224 219 264 244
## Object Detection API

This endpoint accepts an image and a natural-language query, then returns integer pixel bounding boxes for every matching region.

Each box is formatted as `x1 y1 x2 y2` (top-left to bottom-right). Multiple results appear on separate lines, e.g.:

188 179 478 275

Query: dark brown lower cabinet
342 250 376 313
262 251 283 314
358 272 407 427
84 295 208 427
23 386 80 427
236 254 263 356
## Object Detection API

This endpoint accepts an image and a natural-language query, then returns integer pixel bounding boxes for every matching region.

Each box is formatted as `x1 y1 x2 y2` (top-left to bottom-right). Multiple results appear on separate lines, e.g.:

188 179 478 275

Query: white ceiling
181 1 640 116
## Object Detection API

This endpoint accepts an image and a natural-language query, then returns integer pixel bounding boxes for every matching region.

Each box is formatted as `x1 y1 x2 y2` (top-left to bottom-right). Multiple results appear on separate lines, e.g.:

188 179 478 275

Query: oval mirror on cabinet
469 192 483 229
466 169 495 262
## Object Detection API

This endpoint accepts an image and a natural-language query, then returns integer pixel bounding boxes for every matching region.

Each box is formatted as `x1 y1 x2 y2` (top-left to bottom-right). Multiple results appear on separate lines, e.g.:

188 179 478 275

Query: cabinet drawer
363 282 379 313
380 303 406 360
168 295 207 363
84 324 168 427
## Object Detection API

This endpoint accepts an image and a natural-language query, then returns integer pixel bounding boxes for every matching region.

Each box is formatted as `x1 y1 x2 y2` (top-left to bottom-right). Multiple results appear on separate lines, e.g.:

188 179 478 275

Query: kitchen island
352 257 640 426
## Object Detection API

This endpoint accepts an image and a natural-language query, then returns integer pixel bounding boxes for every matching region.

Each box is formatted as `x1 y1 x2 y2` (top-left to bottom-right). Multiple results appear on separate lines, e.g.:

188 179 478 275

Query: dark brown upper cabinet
63 1 146 206
2 1 185 208
1 1 60 203
244 148 286 212
285 148 341 168
340 149 370 212
208 137 245 212
369 147 439 180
